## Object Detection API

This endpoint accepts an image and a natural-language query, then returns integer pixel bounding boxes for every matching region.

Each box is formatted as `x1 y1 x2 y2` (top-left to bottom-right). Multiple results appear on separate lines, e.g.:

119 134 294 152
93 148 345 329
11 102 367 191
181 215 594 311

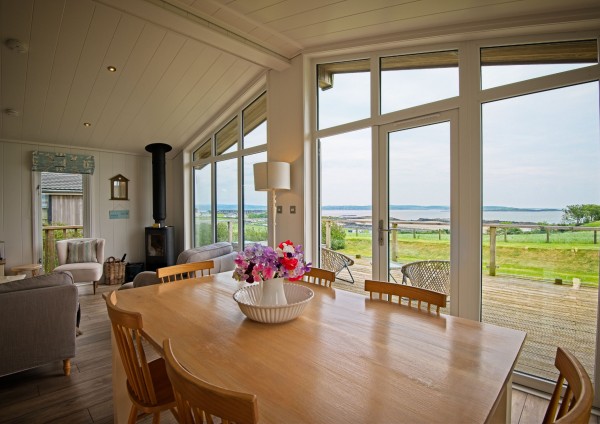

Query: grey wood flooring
0 283 596 423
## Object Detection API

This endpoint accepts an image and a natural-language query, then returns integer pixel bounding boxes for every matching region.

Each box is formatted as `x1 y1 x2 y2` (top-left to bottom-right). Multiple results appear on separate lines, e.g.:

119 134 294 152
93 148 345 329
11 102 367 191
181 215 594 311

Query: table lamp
254 162 290 246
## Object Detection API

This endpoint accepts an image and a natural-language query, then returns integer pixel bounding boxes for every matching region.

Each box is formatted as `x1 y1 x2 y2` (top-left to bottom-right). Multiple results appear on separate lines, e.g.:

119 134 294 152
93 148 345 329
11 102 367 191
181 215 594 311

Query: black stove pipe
145 143 172 227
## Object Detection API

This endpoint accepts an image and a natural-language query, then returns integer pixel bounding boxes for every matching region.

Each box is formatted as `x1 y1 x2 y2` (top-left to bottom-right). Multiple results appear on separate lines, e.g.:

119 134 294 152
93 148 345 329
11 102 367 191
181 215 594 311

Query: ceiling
1 0 599 157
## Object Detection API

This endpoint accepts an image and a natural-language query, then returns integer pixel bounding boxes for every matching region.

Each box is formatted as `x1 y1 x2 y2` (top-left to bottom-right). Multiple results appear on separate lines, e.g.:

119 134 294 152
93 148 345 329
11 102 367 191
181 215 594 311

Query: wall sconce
253 162 290 245
110 174 129 200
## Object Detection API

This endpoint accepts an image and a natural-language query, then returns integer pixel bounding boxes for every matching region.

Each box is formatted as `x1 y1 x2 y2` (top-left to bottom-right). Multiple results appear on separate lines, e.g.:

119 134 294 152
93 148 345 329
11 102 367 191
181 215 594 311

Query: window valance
32 151 95 174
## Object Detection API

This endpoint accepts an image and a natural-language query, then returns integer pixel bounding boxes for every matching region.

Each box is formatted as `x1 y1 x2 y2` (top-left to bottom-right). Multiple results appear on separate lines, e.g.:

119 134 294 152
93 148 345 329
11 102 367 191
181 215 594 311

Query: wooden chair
321 247 355 283
543 347 593 424
401 260 450 296
163 338 259 424
365 279 447 314
157 260 215 283
104 292 177 423
300 267 336 288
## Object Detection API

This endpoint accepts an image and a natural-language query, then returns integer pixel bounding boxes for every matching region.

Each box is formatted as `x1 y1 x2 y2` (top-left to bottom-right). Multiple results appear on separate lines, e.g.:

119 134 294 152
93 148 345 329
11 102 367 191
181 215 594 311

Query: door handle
378 220 391 246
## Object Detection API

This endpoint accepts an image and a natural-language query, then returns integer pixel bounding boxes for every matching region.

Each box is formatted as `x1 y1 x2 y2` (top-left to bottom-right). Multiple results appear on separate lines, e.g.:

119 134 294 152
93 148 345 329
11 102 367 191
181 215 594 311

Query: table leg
488 375 512 424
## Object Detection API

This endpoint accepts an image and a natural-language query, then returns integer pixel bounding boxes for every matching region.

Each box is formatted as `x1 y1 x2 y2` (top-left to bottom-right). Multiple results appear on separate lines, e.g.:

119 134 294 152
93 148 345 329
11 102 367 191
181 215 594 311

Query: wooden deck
331 257 598 384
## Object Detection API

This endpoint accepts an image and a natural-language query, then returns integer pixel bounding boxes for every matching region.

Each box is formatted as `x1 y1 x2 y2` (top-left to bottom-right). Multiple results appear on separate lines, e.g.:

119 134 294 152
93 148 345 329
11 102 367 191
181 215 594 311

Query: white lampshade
254 162 290 191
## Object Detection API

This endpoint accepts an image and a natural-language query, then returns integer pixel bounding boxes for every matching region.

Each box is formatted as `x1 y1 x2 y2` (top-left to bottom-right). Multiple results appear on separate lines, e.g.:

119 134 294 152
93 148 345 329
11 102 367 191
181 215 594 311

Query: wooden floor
0 281 597 424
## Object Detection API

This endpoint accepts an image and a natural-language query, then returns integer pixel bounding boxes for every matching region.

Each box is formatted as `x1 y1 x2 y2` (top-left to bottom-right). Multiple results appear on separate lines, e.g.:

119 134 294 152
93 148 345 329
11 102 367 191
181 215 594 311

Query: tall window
192 92 267 249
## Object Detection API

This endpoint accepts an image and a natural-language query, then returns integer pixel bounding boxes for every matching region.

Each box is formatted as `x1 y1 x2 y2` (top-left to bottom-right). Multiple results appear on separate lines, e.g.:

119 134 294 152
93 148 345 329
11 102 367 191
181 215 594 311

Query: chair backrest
300 267 336 287
104 291 160 406
543 347 593 424
365 280 447 314
400 260 450 295
163 338 259 424
321 247 354 273
56 238 105 265
157 260 215 283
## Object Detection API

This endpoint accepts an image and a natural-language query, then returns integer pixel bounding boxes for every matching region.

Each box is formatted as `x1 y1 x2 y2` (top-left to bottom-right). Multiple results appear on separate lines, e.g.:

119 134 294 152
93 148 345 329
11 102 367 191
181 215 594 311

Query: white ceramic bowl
233 283 314 324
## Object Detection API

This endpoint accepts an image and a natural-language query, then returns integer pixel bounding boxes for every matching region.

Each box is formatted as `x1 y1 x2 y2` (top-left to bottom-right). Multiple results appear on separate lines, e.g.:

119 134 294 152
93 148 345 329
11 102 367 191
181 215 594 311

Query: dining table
108 272 526 423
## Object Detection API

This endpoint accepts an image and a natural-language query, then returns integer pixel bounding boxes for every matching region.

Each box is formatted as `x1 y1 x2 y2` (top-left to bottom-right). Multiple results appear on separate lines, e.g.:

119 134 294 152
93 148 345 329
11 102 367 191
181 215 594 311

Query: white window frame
309 31 600 402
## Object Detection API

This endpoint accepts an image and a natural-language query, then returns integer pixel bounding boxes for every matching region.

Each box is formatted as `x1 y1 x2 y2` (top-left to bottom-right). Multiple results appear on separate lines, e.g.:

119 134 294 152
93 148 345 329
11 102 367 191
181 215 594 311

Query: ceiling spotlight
107 66 117 72
83 122 92 127
5 38 28 53
4 108 20 117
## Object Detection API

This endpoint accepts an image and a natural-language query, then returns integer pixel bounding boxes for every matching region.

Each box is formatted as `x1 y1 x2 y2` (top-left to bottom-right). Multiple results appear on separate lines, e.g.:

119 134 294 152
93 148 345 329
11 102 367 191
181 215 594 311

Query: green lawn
339 230 600 287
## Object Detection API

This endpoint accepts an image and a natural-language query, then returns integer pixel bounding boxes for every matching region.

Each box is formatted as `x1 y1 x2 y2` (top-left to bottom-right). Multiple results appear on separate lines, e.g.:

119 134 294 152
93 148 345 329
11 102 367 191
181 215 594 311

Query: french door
374 111 458 314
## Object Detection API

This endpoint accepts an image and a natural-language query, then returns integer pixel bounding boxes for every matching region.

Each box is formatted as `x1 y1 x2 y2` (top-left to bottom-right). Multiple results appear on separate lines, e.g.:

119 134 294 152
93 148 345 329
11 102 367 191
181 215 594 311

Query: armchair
54 238 105 294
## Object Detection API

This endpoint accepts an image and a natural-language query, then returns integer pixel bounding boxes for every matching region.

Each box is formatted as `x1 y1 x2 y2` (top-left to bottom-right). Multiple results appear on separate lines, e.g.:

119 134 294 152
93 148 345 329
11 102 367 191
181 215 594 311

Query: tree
321 220 346 250
563 204 600 224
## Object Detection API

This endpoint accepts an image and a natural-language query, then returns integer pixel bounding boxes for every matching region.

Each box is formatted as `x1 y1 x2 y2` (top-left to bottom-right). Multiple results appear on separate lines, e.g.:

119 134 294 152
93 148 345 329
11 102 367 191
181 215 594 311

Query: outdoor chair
365 279 447 314
321 247 355 283
299 267 336 288
401 260 450 296
163 338 259 424
104 292 178 423
543 346 593 424
157 260 215 283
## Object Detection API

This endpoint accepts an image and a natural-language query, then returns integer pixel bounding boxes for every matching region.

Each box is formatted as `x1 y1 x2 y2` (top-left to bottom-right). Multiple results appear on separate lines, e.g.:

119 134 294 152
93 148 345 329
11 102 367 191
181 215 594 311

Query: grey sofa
0 271 78 377
120 242 238 289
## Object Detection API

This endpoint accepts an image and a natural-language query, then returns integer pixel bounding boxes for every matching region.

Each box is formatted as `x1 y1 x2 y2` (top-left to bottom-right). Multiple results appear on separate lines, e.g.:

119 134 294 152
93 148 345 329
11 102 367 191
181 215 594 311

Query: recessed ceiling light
107 66 117 72
83 122 92 127
4 108 20 117
5 39 28 54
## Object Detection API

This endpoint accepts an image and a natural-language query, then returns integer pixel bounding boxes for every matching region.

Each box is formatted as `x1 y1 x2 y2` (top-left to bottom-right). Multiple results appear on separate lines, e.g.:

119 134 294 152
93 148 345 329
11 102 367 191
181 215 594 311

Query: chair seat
54 262 102 282
127 358 176 410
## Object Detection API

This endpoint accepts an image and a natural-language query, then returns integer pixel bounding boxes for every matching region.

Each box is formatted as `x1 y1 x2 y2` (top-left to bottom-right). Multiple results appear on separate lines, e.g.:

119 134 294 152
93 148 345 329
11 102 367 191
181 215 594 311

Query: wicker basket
104 256 126 285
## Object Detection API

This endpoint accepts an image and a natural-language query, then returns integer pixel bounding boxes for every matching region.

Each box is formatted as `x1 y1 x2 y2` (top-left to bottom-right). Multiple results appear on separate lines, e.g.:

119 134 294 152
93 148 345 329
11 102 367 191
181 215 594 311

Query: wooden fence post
546 228 550 243
391 223 398 262
489 226 496 276
325 220 332 249
227 221 233 243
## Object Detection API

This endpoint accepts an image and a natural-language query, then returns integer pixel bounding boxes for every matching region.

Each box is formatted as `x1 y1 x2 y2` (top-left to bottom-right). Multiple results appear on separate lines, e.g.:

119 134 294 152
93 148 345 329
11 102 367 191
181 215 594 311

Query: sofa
120 242 238 289
0 271 78 377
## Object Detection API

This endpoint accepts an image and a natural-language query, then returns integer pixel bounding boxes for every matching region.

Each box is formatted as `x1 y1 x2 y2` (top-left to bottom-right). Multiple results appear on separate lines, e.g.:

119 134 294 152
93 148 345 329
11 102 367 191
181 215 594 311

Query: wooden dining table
109 272 526 423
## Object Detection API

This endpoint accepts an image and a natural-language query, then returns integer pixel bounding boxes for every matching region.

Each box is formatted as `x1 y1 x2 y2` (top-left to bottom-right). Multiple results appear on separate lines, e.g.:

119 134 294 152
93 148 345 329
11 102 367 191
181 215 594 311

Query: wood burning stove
144 143 176 271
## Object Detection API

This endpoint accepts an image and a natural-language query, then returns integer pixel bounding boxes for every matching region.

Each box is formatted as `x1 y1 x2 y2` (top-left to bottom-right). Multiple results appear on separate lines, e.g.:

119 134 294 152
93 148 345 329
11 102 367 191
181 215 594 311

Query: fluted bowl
233 283 314 324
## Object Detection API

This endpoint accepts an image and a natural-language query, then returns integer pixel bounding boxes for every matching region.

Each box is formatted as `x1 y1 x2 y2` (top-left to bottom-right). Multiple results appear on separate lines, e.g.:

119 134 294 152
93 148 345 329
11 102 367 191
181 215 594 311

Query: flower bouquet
233 240 311 307
233 240 311 283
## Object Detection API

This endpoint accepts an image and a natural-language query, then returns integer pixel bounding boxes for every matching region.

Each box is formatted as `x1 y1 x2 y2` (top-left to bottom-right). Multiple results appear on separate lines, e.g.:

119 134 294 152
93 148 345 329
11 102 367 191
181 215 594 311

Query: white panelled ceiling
1 0 599 156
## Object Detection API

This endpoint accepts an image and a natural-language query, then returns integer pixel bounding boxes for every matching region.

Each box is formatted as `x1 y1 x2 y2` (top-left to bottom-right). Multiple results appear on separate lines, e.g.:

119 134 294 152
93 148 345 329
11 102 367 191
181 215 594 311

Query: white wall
0 139 163 273
267 56 307 250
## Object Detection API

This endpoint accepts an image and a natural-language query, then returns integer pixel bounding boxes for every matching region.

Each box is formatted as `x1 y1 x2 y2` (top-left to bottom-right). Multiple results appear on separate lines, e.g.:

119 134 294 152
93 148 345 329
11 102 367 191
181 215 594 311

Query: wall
267 56 307 251
0 139 160 273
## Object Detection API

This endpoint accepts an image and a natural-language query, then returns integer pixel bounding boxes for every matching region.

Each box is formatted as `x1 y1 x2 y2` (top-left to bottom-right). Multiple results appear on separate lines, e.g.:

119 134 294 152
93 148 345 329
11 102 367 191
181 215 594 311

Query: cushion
0 271 74 294
66 239 97 264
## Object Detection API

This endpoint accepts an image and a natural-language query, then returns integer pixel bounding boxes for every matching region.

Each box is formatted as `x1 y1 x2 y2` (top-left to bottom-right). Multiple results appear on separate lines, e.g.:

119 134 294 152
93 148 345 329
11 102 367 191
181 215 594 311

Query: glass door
376 111 457 309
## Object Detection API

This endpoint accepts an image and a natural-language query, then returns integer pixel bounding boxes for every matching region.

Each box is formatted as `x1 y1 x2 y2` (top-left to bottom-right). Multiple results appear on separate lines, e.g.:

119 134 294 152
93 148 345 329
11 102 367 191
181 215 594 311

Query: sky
318 62 599 209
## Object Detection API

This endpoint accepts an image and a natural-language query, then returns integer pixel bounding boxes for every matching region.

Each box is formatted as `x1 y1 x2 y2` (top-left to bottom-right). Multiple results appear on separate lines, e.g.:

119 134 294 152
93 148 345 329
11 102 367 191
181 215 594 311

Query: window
313 36 600 394
380 50 459 113
192 92 268 249
317 59 370 129
481 40 598 89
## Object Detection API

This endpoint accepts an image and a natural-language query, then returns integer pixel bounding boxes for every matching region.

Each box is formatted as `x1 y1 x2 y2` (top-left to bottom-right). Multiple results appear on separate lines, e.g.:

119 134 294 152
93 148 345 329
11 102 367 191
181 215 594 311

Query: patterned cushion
66 240 97 264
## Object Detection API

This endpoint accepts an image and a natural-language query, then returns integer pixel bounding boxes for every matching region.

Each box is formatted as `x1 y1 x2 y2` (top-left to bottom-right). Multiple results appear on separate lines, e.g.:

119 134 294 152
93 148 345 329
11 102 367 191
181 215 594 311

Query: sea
322 209 564 224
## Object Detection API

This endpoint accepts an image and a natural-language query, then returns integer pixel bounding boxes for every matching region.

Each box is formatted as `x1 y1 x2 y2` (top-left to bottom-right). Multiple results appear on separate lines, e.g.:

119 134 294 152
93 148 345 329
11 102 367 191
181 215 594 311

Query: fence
323 218 600 277
43 225 83 273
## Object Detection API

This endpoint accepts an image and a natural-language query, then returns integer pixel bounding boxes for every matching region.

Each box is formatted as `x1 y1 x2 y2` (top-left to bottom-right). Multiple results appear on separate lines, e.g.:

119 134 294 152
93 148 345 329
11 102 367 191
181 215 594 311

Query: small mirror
110 174 129 200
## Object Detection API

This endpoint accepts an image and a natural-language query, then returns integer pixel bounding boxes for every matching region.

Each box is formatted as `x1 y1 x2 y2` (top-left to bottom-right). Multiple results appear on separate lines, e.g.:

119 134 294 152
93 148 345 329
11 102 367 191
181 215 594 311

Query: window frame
190 91 268 249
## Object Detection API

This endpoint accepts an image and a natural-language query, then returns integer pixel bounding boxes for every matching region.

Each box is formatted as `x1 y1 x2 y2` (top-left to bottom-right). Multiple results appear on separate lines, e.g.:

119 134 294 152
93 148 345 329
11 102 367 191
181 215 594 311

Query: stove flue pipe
145 143 172 227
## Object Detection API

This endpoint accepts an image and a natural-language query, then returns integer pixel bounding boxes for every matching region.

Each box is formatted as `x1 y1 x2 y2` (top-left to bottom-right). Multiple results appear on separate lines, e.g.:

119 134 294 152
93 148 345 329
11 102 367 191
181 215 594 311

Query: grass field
339 229 600 286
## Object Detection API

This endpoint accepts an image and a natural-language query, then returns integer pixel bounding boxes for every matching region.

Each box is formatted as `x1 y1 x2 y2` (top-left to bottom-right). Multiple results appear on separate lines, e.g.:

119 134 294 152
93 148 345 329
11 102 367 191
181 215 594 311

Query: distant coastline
321 205 561 212
197 204 562 212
